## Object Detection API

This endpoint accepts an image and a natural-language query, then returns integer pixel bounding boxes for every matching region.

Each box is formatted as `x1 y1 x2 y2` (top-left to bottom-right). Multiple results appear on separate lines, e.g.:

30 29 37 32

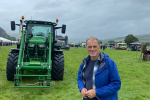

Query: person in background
77 36 121 100
77 44 79 48
0 41 2 49
75 44 77 49
100 45 102 49
112 45 114 50
103 45 106 51
146 46 149 50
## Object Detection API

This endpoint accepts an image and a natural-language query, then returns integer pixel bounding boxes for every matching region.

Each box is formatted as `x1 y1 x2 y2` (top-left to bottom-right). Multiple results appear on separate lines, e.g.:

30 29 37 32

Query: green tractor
6 16 66 87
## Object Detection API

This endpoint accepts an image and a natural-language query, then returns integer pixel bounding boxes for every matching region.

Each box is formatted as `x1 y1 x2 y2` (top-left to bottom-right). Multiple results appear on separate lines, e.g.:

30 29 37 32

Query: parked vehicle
116 43 127 50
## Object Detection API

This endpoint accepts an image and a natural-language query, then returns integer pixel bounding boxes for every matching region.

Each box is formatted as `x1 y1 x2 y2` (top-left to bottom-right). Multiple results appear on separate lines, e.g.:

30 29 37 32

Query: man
77 37 121 100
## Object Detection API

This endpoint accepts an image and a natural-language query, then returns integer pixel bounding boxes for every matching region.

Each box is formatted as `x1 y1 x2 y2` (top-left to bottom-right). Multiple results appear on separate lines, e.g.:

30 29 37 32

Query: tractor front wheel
51 52 64 80
6 52 19 81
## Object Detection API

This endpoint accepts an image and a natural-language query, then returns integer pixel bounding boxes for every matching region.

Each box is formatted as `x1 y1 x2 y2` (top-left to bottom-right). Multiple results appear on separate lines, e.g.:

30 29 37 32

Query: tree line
100 34 150 46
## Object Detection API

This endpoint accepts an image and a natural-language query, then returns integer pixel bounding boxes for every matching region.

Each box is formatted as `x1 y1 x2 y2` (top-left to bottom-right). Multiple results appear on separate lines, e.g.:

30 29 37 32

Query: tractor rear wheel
6 52 19 81
51 52 64 80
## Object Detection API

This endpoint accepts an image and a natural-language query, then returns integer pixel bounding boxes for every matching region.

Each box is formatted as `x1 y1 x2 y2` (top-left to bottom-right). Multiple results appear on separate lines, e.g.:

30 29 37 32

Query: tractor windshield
27 24 53 38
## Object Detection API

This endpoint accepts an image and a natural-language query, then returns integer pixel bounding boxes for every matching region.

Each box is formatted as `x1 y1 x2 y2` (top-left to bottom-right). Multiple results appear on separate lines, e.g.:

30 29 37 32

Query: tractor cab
24 20 56 62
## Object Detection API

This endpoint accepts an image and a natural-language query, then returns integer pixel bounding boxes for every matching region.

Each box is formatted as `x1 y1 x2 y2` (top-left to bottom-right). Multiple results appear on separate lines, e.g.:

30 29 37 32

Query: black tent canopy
129 41 142 51
129 41 142 45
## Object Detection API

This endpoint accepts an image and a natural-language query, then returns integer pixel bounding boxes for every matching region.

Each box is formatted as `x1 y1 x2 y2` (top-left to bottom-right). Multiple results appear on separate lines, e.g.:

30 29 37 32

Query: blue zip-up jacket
77 52 121 100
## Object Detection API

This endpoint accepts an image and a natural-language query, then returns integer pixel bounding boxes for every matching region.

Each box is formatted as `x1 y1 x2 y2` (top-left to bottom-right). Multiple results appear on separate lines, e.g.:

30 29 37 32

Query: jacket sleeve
77 63 85 92
95 59 121 97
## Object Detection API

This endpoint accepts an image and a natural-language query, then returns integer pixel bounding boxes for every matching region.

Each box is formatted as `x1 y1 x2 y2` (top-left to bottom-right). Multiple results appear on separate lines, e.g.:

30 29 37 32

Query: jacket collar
82 52 104 64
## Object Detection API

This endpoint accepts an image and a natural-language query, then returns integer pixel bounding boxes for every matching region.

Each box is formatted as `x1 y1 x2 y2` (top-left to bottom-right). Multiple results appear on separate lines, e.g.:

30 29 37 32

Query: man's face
86 39 100 60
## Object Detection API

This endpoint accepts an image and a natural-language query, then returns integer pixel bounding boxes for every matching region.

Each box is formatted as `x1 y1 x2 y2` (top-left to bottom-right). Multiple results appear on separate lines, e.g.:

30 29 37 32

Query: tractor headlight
38 44 45 48
28 44 35 48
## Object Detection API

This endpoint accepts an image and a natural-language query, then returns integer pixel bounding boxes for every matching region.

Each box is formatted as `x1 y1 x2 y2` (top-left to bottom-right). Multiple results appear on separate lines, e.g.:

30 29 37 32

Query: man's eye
93 46 97 48
88 46 92 48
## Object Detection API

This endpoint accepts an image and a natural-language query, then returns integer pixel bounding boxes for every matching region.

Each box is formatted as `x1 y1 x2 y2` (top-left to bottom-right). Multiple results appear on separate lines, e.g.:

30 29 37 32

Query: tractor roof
56 35 65 40
24 20 57 26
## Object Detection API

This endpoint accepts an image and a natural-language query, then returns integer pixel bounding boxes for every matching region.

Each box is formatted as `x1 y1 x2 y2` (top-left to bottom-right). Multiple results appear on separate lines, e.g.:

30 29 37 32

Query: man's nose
91 47 95 50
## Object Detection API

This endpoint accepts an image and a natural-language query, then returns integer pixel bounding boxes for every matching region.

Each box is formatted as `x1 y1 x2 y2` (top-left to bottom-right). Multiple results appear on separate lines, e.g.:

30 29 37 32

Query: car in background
116 43 127 50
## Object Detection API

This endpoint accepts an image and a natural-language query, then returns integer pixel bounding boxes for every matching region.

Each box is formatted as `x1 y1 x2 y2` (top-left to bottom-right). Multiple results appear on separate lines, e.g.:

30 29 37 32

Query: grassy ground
0 45 150 100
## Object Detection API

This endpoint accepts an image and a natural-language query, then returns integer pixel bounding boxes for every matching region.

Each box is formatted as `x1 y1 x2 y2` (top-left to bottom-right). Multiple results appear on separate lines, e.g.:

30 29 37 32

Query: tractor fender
11 48 20 53
52 50 63 54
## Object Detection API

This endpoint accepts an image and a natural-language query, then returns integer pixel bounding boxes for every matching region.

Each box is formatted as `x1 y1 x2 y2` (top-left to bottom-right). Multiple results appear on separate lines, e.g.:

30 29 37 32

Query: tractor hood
28 36 46 44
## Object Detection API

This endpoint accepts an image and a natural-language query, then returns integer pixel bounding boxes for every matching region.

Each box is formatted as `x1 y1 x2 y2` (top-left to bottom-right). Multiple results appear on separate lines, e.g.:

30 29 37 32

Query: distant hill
102 37 125 42
102 34 150 43
0 27 16 41
136 34 150 41
0 27 8 38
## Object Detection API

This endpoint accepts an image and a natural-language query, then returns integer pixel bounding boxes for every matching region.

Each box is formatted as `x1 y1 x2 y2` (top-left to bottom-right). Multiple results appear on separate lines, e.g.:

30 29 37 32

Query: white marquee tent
0 37 11 42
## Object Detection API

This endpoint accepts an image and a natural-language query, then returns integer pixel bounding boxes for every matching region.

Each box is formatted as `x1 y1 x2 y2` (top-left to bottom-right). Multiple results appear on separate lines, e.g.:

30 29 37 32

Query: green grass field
0 45 150 100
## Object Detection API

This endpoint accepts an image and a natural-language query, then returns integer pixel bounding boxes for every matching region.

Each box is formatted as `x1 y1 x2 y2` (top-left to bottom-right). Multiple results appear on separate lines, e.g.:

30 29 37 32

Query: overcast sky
1 0 150 41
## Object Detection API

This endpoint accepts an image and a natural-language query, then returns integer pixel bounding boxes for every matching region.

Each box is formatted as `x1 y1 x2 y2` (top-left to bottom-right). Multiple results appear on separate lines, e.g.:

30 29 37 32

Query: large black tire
51 52 64 80
6 52 19 81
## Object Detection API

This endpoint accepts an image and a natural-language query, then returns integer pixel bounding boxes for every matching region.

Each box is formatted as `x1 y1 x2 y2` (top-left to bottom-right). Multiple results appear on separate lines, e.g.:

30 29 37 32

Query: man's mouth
90 50 95 54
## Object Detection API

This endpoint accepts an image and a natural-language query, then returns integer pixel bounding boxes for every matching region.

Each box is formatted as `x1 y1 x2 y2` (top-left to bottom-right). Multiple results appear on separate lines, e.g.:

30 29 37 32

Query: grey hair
86 36 100 46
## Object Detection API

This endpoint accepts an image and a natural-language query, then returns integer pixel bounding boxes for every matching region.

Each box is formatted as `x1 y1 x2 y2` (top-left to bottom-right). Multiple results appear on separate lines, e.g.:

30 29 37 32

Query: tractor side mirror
11 21 16 31
62 24 66 34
